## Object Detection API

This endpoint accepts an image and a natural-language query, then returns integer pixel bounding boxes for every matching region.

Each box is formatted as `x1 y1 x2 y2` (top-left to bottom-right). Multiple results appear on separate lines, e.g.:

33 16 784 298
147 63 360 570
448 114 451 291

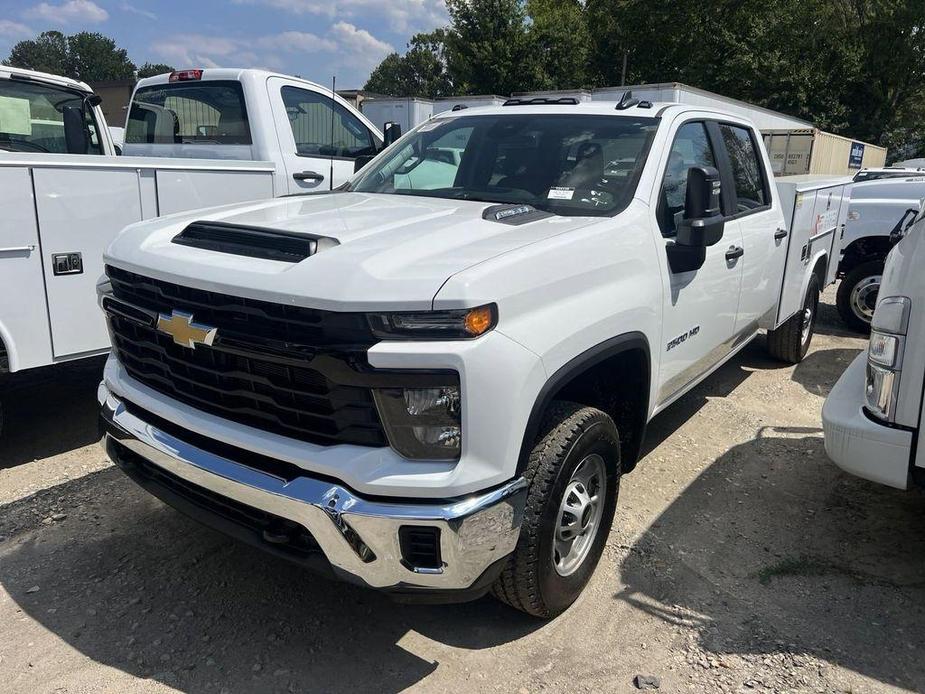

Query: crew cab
0 66 386 382
98 99 846 617
823 207 925 489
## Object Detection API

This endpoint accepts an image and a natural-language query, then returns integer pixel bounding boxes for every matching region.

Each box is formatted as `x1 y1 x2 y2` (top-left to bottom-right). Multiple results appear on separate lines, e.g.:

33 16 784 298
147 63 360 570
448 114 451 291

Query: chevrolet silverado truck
823 207 925 489
98 97 848 616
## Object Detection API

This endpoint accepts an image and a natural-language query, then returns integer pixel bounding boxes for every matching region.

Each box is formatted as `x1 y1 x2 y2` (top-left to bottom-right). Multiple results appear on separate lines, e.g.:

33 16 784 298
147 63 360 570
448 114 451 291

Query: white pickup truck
97 98 849 616
0 66 386 379
823 209 925 490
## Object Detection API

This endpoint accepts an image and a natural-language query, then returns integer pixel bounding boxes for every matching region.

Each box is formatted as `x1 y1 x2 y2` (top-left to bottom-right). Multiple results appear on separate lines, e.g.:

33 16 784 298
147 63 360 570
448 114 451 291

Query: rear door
267 76 380 194
716 122 786 335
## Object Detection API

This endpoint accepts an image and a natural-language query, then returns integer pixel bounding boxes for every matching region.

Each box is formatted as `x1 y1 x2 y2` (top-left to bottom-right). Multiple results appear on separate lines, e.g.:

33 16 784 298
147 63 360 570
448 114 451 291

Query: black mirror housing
382 122 402 147
62 105 89 154
667 166 725 273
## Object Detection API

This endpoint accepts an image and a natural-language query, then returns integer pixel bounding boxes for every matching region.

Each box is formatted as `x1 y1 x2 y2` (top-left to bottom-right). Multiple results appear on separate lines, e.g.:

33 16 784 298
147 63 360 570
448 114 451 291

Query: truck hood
105 192 600 311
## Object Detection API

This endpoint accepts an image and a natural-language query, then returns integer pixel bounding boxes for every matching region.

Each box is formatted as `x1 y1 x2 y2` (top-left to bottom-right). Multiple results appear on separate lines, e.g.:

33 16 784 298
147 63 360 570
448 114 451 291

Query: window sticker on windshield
547 187 574 200
0 96 32 135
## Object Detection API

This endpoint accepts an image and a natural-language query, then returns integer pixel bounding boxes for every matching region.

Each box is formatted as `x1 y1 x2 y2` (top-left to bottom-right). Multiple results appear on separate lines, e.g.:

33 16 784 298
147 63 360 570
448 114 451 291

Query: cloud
233 0 447 33
120 3 157 20
150 25 393 85
0 20 33 38
24 0 109 24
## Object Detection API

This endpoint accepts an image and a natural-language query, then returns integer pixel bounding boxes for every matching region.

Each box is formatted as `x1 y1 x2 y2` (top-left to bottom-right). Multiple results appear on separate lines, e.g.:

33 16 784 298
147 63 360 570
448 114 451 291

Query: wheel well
812 255 827 291
519 337 650 476
839 236 891 275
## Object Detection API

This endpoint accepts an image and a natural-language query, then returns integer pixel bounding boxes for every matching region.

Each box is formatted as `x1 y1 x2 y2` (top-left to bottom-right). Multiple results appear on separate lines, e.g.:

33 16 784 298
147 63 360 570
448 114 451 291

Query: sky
0 0 447 88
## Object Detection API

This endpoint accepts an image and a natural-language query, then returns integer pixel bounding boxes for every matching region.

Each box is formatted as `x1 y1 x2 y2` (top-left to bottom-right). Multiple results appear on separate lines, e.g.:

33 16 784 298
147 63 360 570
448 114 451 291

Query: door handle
774 228 788 240
725 246 744 261
0 245 36 253
292 171 325 182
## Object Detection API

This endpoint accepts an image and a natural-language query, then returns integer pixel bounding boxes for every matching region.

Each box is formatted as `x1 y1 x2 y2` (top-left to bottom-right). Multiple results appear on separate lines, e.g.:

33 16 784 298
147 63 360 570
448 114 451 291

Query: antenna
329 75 336 191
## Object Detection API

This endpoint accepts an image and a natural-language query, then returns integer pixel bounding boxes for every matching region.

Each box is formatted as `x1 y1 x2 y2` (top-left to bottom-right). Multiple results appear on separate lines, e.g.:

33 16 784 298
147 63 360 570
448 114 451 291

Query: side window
659 122 716 236
720 124 768 211
0 80 102 155
280 86 377 159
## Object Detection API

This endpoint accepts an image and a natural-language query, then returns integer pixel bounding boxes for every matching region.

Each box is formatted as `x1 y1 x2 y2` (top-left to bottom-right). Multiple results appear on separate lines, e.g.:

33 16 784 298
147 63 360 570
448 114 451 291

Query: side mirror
889 207 918 247
383 121 402 147
62 105 88 154
667 166 725 273
354 154 375 173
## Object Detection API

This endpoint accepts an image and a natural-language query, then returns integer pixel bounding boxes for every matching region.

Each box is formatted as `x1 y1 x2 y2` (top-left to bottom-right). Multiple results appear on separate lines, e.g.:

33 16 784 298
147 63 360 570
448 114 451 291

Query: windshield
126 80 251 145
350 113 658 216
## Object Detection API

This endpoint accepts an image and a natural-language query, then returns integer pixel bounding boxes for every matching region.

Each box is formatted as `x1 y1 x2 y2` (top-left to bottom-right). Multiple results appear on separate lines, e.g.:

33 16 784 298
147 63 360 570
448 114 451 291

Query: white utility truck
834 176 925 331
0 66 386 379
823 209 925 490
98 97 849 616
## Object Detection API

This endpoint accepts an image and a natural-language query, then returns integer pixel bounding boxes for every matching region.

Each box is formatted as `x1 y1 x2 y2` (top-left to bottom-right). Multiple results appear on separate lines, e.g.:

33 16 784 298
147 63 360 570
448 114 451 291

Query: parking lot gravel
2 289 923 693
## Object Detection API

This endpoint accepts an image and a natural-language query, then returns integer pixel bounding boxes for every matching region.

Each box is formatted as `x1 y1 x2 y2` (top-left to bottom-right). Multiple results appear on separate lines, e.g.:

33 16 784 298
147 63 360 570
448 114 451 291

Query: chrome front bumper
99 384 527 593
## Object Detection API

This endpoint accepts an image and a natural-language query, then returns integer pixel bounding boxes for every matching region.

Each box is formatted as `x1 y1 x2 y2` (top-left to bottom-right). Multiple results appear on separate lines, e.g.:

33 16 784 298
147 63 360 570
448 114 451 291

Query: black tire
768 273 820 364
491 401 621 618
836 259 884 333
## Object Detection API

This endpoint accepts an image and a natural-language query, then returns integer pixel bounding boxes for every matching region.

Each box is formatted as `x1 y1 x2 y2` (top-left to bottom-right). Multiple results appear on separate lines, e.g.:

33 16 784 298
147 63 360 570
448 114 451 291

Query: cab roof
134 67 330 94
0 63 94 94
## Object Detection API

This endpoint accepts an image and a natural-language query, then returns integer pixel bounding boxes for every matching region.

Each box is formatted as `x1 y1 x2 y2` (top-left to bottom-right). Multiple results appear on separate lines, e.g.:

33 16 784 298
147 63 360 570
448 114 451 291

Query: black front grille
105 265 387 447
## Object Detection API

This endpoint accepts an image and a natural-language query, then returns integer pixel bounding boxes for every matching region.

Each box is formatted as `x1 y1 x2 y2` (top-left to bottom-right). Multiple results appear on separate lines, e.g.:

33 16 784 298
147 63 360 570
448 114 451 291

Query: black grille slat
106 266 387 447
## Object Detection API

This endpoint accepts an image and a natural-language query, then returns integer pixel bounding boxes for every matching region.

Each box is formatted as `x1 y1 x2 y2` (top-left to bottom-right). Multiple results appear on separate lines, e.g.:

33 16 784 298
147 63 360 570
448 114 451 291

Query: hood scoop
172 220 338 263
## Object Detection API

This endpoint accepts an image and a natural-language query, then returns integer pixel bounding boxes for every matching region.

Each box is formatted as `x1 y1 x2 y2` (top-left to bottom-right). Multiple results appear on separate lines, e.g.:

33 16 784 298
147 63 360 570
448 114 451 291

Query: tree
364 31 453 97
527 0 591 90
444 0 535 95
6 30 135 81
6 31 68 76
137 62 175 79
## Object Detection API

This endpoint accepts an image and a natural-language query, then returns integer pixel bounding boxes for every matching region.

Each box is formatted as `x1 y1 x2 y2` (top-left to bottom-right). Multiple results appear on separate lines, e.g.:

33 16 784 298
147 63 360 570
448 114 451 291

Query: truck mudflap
97 383 527 594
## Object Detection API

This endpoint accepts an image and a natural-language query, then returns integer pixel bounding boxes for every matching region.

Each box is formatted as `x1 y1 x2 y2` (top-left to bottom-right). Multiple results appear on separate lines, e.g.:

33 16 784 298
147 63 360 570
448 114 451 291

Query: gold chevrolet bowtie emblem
156 310 218 349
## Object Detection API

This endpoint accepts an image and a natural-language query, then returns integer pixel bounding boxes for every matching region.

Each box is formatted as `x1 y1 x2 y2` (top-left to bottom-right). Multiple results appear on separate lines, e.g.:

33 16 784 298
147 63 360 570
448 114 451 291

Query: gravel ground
1 289 924 694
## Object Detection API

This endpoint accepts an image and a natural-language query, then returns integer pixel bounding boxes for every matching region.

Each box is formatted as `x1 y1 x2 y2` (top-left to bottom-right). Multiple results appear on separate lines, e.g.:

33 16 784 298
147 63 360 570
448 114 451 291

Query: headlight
374 385 461 460
865 296 911 421
367 304 496 340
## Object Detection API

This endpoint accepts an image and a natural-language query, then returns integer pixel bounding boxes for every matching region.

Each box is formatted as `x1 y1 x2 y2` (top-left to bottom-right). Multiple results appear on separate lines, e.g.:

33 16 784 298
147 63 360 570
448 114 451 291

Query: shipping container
433 94 507 115
359 97 434 133
763 129 887 177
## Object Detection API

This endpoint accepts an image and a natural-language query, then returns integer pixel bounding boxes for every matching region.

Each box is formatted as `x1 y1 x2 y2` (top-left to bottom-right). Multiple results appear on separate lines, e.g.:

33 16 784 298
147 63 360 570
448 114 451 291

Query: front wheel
836 260 883 333
491 402 621 618
767 273 820 363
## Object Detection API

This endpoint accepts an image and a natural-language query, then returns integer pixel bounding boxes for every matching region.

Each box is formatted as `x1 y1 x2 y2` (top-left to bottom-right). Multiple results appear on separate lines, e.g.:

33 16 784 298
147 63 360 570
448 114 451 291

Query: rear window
125 80 251 145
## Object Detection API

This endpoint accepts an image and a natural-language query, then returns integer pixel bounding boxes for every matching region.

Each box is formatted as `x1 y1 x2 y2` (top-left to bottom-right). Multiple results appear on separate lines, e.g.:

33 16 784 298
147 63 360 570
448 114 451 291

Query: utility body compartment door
33 167 144 359
773 177 852 326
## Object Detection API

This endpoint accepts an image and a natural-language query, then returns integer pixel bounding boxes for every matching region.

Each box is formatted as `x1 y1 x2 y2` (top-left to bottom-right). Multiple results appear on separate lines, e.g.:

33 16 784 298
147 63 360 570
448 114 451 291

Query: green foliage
6 30 136 82
365 31 453 97
137 62 175 79
366 0 925 158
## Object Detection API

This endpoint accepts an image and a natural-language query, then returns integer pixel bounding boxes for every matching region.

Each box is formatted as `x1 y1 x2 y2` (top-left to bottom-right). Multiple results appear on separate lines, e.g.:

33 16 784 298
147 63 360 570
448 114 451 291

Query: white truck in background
0 66 389 384
834 176 925 331
98 98 850 616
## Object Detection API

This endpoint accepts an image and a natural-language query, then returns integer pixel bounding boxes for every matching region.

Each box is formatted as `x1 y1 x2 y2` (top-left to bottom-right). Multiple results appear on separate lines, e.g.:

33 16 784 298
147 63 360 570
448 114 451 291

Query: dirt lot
2 290 924 694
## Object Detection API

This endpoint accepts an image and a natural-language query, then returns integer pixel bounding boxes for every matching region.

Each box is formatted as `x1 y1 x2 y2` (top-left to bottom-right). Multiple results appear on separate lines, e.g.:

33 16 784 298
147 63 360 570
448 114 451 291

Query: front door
267 77 379 195
653 119 744 405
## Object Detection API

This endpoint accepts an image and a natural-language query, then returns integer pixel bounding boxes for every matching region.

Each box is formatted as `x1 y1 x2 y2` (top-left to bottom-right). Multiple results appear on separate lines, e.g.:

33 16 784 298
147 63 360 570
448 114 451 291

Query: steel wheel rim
553 453 606 577
801 289 817 345
850 275 881 323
